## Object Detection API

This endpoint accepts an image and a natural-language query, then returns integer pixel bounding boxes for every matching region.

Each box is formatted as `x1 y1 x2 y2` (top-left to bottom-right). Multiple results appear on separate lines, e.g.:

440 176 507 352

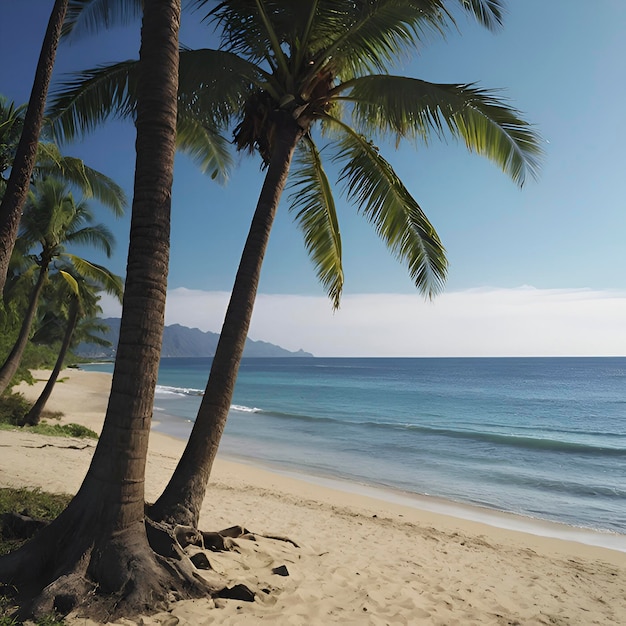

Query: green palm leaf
48 60 138 143
176 114 232 183
63 223 116 257
455 0 505 31
314 0 448 79
330 119 447 297
178 47 266 121
62 254 124 299
62 0 143 39
289 136 343 308
35 144 126 214
47 50 254 181
343 75 542 186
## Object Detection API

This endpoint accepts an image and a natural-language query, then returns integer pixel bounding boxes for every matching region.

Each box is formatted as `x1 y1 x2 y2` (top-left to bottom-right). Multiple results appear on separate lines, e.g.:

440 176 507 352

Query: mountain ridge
76 318 313 358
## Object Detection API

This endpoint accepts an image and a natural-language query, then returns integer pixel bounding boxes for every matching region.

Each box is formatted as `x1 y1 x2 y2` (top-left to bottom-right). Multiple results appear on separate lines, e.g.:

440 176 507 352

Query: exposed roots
0 511 294 622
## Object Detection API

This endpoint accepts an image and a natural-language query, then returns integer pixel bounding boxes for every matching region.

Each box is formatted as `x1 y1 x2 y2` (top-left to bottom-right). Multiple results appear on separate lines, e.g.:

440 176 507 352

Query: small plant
23 423 98 439
0 488 72 556
0 394 30 426
0 394 96 438
0 491 71 624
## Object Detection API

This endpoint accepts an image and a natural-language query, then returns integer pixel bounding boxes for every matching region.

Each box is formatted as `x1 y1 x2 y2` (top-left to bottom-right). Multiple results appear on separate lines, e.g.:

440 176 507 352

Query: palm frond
59 269 80 297
454 0 505 32
47 60 139 143
35 146 126 214
309 0 449 81
63 223 116 257
62 254 124 299
62 0 143 40
201 0 280 69
288 135 343 308
328 118 447 297
176 114 232 183
178 47 266 122
344 75 542 186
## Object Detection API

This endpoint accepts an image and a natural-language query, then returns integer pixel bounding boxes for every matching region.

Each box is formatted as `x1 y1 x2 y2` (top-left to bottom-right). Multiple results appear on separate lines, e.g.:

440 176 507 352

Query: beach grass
0 394 97 439
0 489 71 625
0 487 71 556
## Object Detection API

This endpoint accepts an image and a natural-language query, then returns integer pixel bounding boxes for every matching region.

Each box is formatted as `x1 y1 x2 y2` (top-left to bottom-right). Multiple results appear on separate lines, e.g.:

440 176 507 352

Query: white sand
1 369 625 625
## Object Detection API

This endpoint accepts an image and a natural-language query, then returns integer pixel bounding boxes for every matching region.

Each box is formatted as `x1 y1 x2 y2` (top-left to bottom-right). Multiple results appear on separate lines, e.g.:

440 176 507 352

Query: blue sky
2 1 626 356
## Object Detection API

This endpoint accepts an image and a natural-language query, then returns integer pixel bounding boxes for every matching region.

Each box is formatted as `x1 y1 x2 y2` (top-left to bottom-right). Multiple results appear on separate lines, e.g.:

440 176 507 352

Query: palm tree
0 1 214 620
47 0 541 528
0 95 127 226
0 0 69 294
20 262 123 426
0 177 118 394
150 0 542 526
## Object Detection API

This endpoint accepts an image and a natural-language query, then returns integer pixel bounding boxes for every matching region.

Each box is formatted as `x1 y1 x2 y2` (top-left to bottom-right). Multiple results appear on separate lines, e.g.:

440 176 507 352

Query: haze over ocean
83 356 626 541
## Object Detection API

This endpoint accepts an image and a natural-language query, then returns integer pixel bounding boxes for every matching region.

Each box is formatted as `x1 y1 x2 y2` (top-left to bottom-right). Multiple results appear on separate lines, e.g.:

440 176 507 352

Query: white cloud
98 286 626 357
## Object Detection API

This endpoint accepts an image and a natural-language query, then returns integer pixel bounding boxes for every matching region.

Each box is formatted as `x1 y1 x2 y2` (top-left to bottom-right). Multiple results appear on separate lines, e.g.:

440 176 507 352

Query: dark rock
217 584 255 602
189 552 212 570
271 565 290 577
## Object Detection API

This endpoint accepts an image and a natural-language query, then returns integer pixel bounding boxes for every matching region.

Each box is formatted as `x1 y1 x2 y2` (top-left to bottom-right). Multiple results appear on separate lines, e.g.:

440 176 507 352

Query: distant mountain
76 318 313 359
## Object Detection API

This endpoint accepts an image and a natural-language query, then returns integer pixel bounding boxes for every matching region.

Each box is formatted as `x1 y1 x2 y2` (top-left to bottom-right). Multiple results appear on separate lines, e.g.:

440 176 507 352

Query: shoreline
149 402 626 554
3 368 625 624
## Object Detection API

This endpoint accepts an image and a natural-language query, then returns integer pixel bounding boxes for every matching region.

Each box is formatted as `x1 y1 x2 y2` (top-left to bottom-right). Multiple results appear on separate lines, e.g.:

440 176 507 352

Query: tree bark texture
0 2 213 621
0 0 68 294
20 295 79 426
150 112 304 527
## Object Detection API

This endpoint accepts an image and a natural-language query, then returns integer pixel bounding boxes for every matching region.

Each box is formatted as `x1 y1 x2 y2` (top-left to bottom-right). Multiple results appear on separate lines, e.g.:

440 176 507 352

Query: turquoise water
83 357 626 536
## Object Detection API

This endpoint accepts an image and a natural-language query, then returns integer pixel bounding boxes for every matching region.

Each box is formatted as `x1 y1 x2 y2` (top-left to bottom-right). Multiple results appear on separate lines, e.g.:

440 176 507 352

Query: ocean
82 357 626 545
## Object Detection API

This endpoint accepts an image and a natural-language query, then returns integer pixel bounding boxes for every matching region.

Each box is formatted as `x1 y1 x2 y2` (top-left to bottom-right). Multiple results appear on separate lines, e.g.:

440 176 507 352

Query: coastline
2 368 625 624
150 398 626 554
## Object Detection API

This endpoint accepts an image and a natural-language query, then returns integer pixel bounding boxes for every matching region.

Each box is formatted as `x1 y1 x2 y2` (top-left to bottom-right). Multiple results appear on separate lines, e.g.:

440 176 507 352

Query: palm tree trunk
0 0 68 294
0 265 48 395
20 296 79 426
0 2 212 620
151 112 304 527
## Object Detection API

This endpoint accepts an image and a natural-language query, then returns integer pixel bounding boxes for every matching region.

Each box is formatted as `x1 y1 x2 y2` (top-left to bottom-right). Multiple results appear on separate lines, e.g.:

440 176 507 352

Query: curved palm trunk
151 113 304 527
0 2 210 621
0 0 68 294
20 296 79 426
0 265 48 395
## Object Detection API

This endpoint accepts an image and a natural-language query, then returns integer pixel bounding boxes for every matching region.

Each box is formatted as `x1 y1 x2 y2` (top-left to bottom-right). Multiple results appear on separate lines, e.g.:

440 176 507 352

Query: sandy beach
1 369 625 625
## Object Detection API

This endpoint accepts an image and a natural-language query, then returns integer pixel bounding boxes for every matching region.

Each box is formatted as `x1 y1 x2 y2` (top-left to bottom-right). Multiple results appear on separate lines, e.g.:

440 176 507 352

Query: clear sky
2 1 626 356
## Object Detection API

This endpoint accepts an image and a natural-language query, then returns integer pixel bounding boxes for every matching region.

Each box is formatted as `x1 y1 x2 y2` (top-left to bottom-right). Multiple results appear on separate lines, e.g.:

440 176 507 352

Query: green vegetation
0 489 71 623
0 488 71 556
0 329 60 389
0 393 97 439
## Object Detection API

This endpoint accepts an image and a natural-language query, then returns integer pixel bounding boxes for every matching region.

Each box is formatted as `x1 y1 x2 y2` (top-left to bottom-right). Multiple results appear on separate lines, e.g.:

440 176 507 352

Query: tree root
1 509 300 623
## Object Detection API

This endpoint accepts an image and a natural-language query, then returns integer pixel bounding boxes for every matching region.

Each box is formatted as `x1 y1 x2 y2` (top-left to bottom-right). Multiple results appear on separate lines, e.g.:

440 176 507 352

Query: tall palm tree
49 0 541 528
0 177 117 394
0 1 214 620
0 0 69 294
20 262 123 426
151 0 542 526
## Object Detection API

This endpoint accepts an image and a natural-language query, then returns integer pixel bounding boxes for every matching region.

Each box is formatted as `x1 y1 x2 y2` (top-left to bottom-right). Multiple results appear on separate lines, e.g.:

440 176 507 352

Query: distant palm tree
50 0 542 527
0 178 118 394
0 95 127 223
0 0 69 293
20 262 123 426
